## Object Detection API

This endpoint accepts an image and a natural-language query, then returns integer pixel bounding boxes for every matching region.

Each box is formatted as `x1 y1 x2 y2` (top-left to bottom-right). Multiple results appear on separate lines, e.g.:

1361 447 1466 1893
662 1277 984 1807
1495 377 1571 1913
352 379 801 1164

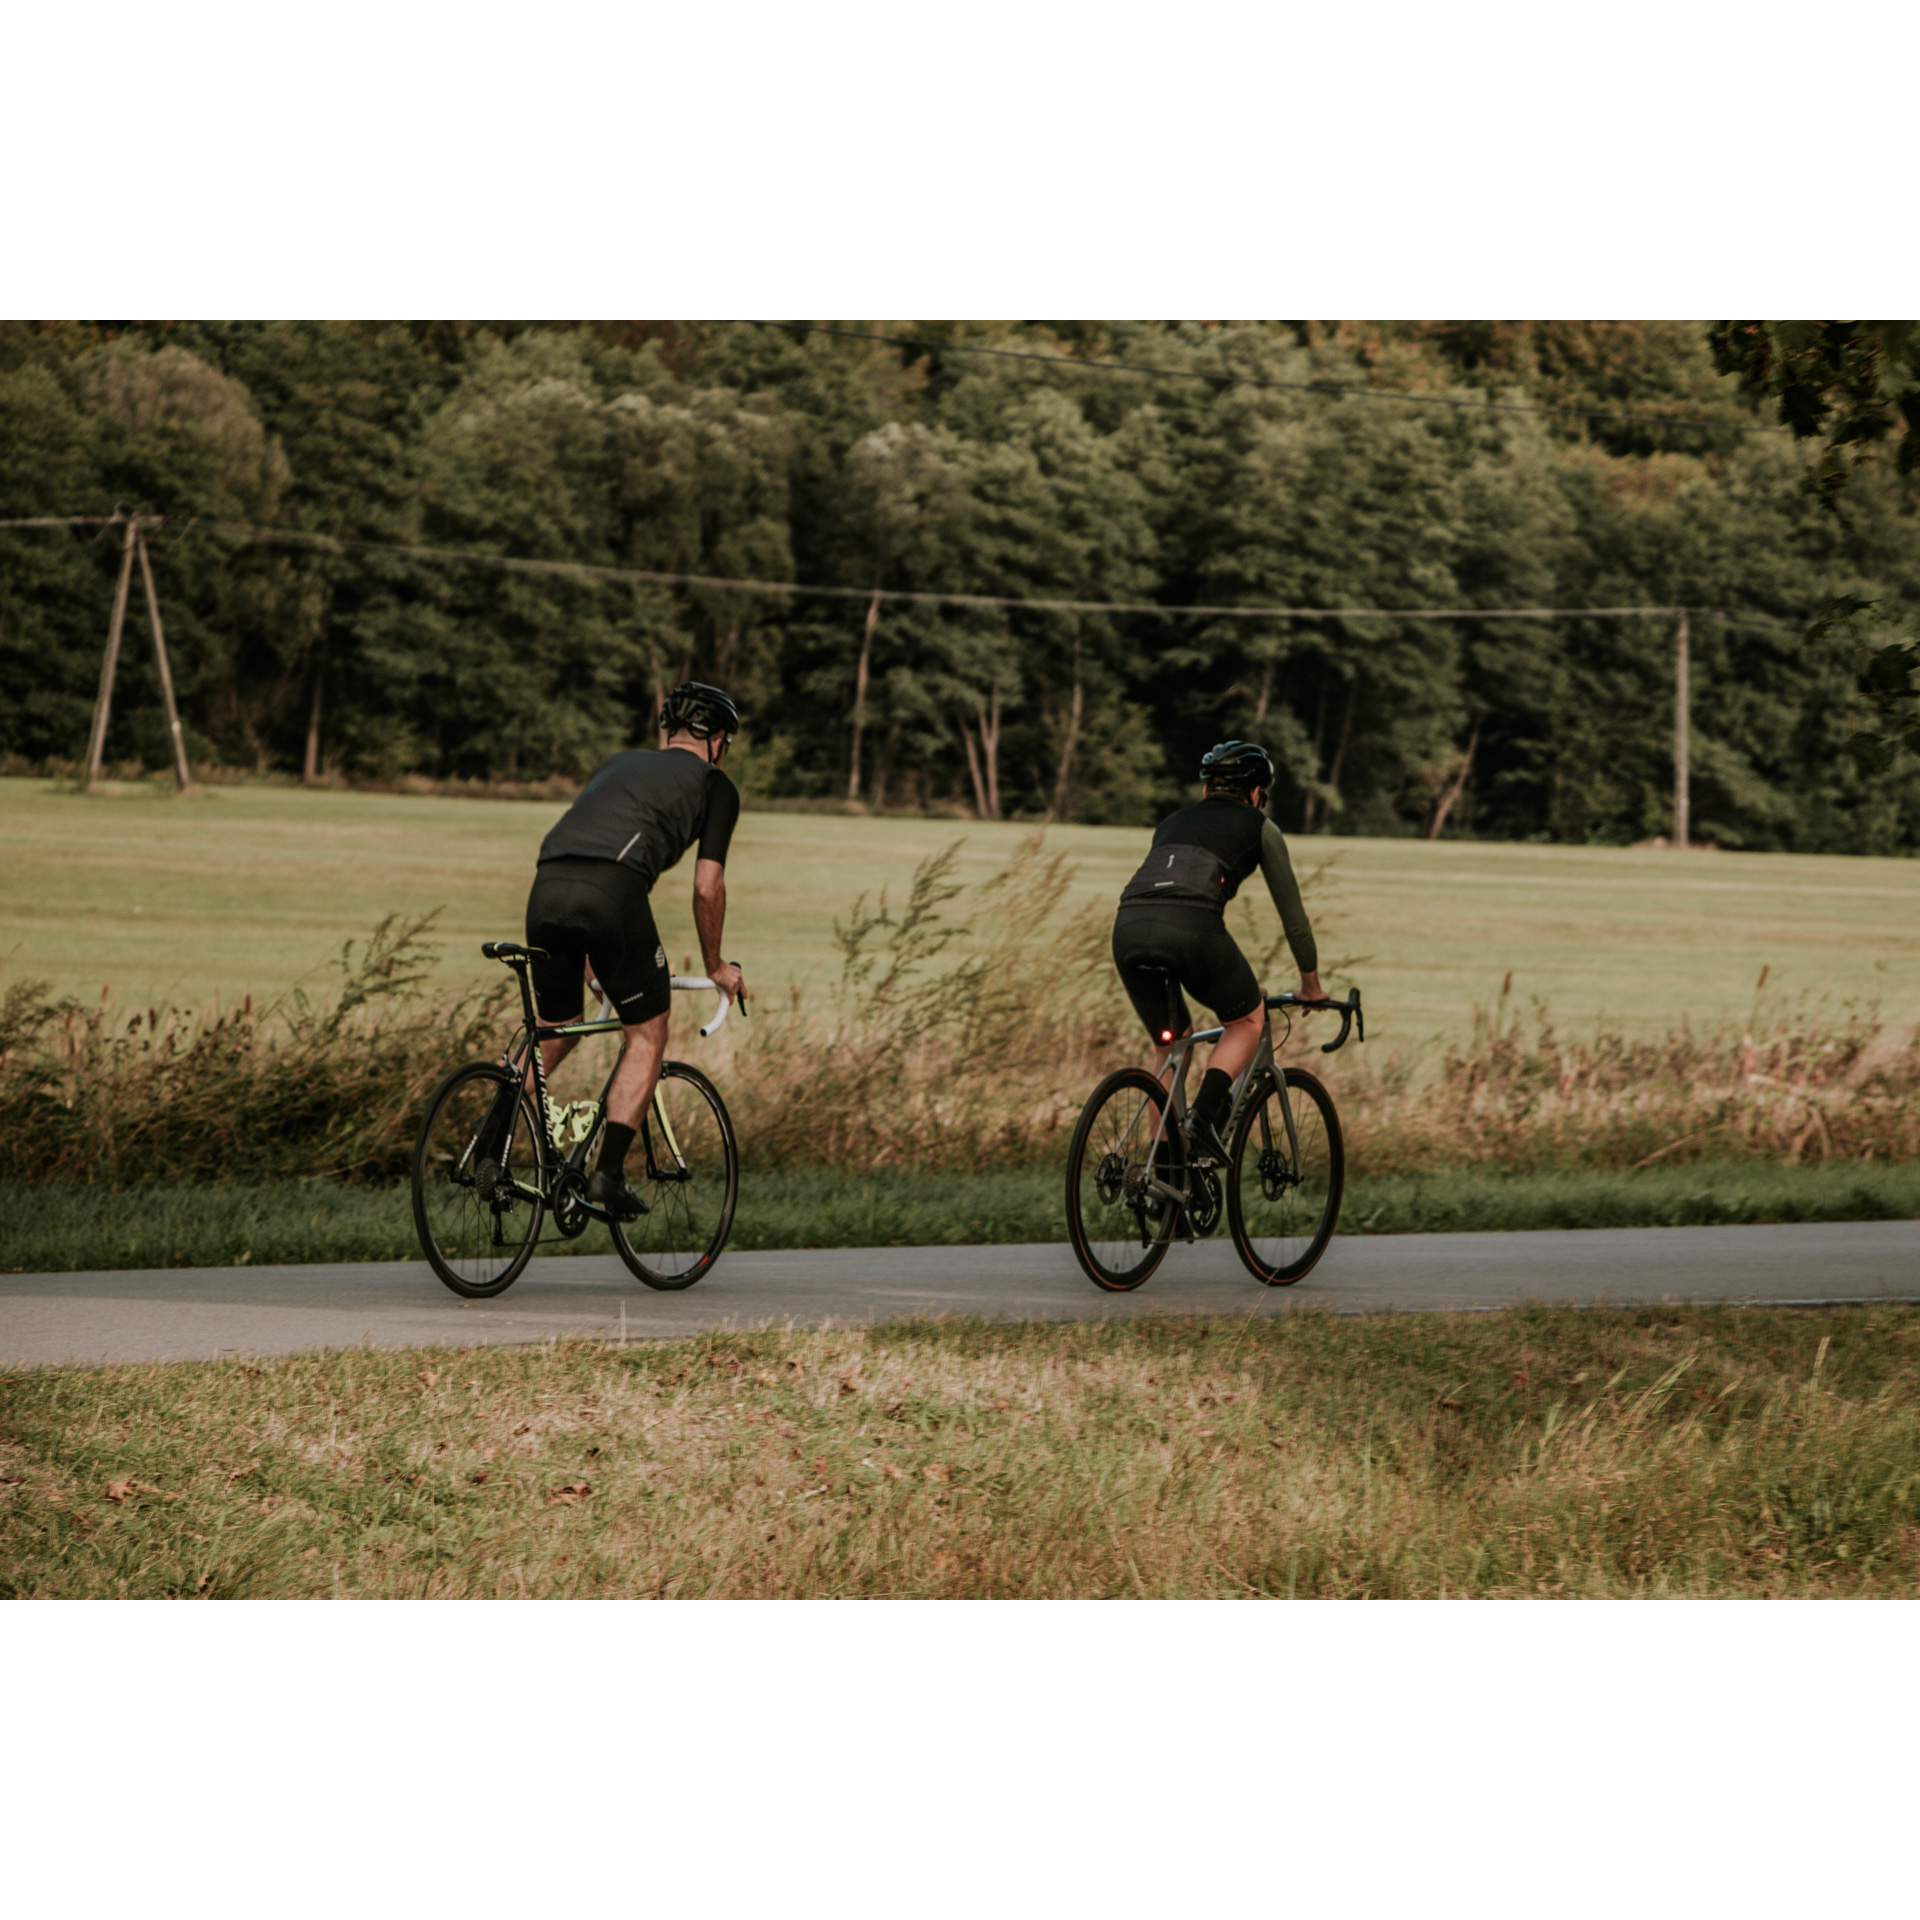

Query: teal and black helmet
1199 739 1275 794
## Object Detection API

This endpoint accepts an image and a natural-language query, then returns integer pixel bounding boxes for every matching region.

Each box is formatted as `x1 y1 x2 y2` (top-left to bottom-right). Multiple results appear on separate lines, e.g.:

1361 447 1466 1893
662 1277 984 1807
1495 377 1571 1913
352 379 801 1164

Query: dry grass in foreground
5 1305 1919 1598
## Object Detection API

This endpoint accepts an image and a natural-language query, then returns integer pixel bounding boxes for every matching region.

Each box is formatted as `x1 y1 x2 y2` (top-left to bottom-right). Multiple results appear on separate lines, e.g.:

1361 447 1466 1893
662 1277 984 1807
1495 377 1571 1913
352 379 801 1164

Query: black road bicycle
1065 985 1363 1293
410 941 740 1299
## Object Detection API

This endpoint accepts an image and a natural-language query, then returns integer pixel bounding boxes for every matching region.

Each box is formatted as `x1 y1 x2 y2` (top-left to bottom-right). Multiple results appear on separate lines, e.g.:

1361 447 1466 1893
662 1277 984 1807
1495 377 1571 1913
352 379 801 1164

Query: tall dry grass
0 915 510 1185
3 836 1915 1187
1328 976 1920 1176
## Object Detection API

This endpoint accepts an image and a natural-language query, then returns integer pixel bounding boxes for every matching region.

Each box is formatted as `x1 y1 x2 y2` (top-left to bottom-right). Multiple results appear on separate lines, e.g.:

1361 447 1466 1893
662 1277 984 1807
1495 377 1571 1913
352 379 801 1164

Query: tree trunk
1300 684 1328 833
1673 612 1690 850
960 722 990 819
981 674 1002 819
1323 683 1356 827
1425 718 1480 839
302 639 325 785
1049 655 1083 821
848 585 879 802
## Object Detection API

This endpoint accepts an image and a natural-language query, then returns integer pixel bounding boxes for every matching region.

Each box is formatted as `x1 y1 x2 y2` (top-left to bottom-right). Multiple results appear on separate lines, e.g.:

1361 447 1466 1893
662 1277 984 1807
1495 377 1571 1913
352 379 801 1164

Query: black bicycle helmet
661 681 743 741
1198 739 1275 794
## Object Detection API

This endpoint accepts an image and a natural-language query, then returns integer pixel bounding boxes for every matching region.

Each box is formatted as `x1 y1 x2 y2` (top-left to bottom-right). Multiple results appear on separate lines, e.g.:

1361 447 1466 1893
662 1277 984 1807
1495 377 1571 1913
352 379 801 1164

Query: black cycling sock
1195 1068 1233 1130
598 1121 636 1177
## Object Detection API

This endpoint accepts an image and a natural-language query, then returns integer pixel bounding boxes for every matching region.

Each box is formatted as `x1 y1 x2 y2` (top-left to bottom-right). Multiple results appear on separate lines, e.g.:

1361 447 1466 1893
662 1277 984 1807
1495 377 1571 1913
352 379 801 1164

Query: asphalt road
4 1221 1918 1368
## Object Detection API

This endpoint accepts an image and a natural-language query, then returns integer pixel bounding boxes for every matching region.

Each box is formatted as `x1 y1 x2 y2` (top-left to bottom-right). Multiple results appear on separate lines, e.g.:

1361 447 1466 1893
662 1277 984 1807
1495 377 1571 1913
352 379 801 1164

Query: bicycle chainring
1186 1166 1222 1237
550 1165 592 1239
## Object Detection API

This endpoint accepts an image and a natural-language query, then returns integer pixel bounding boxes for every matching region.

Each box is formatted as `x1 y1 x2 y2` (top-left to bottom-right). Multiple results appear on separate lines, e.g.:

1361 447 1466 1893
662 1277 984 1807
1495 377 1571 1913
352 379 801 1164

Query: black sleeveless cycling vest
1116 798 1267 915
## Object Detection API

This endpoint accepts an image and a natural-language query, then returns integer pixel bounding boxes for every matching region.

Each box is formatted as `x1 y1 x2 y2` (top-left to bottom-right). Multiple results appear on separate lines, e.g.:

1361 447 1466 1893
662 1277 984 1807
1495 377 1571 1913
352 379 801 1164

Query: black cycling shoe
1184 1112 1233 1168
586 1168 650 1219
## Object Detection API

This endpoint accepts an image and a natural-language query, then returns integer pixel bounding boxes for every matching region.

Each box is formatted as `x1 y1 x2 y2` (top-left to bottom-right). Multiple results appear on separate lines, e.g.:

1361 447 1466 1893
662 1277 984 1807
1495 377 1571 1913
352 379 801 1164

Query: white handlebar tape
670 975 731 1037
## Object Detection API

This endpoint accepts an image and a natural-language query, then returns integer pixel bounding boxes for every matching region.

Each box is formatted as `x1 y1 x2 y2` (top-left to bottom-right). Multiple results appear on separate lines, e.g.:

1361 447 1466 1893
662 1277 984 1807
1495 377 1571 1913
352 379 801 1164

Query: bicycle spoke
1227 1069 1343 1285
412 1064 545 1297
612 1063 737 1289
1066 1068 1180 1291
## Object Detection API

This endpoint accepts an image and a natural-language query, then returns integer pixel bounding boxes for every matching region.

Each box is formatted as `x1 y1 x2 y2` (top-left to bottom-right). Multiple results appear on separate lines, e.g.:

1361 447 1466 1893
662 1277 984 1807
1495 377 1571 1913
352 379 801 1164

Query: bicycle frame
483 953 707 1219
1125 988 1363 1219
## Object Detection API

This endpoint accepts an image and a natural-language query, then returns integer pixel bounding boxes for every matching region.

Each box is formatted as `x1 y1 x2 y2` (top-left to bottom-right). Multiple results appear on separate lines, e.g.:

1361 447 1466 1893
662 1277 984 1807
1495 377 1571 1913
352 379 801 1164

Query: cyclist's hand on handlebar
1297 969 1327 1006
712 960 747 1012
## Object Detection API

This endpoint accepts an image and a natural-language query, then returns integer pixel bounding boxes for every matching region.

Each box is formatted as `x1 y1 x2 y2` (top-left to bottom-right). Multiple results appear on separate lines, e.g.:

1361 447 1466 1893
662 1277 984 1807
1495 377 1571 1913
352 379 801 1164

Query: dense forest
2 320 1916 851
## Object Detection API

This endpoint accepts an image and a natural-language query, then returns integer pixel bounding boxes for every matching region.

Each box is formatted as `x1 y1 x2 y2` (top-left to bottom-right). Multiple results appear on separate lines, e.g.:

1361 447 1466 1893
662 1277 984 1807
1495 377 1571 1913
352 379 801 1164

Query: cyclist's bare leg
524 1016 668 1127
1208 1003 1267 1083
603 1010 668 1128
531 1032 575 1091
1155 1004 1265 1088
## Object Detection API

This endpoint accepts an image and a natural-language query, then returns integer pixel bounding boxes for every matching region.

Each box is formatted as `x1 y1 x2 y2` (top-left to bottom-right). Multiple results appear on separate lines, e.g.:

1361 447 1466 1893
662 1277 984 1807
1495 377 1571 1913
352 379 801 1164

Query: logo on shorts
655 945 667 969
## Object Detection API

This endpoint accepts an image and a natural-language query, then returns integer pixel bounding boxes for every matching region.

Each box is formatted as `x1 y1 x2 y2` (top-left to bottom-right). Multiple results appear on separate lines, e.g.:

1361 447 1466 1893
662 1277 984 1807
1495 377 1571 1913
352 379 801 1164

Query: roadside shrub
1327 978 1920 1175
0 914 510 1185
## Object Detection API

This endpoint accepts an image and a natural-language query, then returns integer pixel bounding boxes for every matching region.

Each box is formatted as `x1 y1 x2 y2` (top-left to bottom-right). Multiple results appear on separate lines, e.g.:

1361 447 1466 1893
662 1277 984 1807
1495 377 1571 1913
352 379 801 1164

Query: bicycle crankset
1186 1166 1223 1237
549 1164 596 1238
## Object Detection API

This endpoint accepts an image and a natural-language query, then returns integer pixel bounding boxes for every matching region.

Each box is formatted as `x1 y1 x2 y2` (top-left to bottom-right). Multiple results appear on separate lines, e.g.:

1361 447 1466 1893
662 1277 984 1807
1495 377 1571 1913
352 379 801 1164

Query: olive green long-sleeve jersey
1256 818 1318 975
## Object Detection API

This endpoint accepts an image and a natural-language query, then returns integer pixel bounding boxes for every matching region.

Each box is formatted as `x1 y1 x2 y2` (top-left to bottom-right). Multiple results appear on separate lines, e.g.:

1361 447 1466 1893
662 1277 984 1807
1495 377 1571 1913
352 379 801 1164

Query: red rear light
1159 1030 1173 1042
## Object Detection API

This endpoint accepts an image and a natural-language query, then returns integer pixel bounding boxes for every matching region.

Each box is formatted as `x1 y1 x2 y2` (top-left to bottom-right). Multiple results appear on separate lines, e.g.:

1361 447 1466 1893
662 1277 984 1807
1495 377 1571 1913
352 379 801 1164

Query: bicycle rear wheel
612 1061 738 1290
1226 1067 1343 1285
412 1062 547 1298
1065 1067 1183 1291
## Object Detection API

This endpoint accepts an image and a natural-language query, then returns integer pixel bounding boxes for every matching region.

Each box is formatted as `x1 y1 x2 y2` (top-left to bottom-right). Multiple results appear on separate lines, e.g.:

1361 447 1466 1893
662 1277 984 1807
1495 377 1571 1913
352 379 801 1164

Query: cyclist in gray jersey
523 682 748 1219
1112 739 1323 1165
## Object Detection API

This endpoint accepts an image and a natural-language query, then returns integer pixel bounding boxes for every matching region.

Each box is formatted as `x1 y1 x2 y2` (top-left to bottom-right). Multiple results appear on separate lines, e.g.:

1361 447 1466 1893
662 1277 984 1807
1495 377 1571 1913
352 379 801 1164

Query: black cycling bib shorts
1112 906 1264 1039
526 857 672 1024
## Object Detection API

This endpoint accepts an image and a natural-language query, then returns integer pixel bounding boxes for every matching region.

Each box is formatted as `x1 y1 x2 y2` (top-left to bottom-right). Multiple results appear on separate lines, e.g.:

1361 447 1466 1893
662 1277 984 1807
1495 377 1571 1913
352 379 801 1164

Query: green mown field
6 776 1918 1051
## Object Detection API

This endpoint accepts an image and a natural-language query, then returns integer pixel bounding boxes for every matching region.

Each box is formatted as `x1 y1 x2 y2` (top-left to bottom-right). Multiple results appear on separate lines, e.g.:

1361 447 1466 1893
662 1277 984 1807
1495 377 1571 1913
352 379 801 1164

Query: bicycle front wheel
412 1062 547 1298
1226 1066 1344 1285
1065 1067 1182 1292
612 1061 738 1290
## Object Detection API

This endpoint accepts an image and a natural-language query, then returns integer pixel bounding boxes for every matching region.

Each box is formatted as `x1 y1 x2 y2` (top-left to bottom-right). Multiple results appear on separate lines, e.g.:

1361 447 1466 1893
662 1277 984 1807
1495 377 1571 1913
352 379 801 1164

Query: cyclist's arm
692 860 743 1004
1258 818 1321 989
690 771 745 1007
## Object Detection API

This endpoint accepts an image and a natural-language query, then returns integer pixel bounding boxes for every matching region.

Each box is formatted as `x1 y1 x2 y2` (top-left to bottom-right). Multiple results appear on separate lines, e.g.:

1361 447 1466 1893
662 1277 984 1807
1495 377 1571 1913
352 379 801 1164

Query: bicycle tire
1065 1067 1183 1292
1226 1067 1344 1285
412 1061 547 1298
611 1061 738 1290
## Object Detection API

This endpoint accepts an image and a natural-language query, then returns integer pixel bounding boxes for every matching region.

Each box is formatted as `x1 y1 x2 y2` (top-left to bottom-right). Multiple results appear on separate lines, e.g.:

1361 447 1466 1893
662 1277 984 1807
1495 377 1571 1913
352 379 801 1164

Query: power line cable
0 514 1803 631
765 323 1780 437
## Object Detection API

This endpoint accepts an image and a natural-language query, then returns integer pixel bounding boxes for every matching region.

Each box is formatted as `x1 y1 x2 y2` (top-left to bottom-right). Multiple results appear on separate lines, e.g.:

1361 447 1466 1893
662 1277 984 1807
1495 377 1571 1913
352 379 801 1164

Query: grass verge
5 1305 1918 1597
5 1161 1917 1275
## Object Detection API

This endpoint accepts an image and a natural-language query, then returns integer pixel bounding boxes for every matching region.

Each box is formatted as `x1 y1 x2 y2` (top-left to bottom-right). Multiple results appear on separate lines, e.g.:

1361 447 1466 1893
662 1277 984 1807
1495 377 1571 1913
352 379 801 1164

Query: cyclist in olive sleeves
1112 740 1324 1166
523 682 748 1219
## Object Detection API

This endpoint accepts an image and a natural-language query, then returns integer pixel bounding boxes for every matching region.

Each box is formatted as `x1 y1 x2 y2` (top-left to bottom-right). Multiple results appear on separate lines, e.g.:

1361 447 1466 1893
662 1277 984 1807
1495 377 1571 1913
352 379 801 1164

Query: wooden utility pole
84 517 140 792
1673 611 1690 850
135 527 196 791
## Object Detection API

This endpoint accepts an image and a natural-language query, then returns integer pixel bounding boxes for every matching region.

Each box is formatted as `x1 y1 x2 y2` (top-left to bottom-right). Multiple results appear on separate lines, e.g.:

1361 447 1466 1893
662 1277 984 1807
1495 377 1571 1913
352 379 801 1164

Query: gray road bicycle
410 941 740 1299
1065 985 1363 1292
